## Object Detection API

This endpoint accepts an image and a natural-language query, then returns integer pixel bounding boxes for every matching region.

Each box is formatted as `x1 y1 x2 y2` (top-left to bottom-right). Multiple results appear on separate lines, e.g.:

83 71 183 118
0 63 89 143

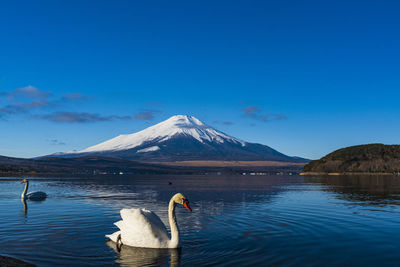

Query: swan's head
173 193 192 212
20 178 28 184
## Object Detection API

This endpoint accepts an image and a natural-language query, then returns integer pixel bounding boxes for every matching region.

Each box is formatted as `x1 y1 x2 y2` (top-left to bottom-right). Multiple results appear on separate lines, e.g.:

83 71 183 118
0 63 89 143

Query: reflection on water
21 199 28 216
0 174 400 266
306 175 400 206
106 241 181 267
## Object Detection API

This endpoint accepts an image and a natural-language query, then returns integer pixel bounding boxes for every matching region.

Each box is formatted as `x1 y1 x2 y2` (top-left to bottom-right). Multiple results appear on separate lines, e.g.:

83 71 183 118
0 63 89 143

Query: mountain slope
51 115 307 162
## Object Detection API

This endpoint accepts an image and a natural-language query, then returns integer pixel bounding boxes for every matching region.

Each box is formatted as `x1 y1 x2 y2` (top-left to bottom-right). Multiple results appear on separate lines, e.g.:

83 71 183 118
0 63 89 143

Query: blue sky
0 0 399 159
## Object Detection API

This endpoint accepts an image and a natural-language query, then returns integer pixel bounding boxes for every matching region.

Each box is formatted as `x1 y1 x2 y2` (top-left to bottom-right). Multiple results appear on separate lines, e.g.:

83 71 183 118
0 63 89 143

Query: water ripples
1 175 400 266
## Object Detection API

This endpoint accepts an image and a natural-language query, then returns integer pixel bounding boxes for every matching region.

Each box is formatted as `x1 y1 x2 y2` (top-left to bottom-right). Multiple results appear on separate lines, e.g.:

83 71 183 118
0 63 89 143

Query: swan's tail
105 230 121 243
106 220 124 242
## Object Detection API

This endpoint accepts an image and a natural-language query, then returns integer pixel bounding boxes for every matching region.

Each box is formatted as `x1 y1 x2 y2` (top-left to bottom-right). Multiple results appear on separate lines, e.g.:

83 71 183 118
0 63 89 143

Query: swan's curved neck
168 198 180 248
21 182 28 199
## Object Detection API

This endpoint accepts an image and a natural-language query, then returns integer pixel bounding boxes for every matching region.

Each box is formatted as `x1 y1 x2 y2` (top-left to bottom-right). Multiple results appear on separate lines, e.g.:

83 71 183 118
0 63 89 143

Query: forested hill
303 144 400 174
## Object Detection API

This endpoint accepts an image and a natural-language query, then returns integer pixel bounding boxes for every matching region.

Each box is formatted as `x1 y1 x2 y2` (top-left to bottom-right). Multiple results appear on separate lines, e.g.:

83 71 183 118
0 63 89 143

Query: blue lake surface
1 175 400 266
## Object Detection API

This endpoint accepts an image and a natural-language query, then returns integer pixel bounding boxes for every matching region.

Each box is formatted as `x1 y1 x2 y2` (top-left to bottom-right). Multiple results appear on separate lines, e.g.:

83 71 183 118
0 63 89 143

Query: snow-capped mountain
51 115 306 162
74 115 246 153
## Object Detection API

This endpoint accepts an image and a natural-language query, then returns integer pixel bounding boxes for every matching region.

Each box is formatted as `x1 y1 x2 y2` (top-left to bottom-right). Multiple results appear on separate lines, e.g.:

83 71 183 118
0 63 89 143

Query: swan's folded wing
26 191 47 197
118 208 170 247
114 220 124 229
106 230 121 242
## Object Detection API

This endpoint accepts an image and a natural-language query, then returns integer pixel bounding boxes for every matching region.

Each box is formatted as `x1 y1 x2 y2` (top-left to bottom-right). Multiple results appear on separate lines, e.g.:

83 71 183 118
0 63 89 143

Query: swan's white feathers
107 193 190 249
122 208 168 236
106 231 121 243
114 220 124 229
109 208 170 248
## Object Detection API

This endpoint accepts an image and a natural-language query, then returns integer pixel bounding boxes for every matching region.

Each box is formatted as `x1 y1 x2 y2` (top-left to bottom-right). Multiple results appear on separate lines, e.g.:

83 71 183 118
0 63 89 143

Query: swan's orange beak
183 201 192 212
20 181 24 184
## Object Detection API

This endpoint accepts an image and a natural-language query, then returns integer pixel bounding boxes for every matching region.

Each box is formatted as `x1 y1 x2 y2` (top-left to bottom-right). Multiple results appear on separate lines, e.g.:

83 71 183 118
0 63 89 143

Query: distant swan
20 179 47 201
107 193 192 249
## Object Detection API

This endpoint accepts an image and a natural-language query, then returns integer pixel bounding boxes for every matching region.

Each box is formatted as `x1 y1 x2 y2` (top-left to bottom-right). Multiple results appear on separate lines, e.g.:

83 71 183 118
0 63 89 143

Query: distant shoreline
152 160 306 167
301 172 399 176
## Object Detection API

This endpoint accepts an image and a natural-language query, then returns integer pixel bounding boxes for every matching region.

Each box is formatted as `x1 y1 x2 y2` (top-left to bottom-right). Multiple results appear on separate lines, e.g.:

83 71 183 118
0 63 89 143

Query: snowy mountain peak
50 114 307 162
165 115 205 127
70 115 245 154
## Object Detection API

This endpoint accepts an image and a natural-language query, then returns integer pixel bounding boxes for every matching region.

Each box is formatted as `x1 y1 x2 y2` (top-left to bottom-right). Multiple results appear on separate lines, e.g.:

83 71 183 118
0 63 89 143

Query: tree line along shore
303 144 400 175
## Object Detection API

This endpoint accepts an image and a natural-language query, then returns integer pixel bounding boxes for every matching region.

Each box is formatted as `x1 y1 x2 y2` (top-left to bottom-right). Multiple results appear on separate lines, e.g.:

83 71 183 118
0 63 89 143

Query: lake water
1 174 400 266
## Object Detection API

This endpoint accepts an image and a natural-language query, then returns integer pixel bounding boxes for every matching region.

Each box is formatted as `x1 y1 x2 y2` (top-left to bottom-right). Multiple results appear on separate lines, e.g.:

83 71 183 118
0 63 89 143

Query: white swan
20 179 47 201
106 193 192 249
